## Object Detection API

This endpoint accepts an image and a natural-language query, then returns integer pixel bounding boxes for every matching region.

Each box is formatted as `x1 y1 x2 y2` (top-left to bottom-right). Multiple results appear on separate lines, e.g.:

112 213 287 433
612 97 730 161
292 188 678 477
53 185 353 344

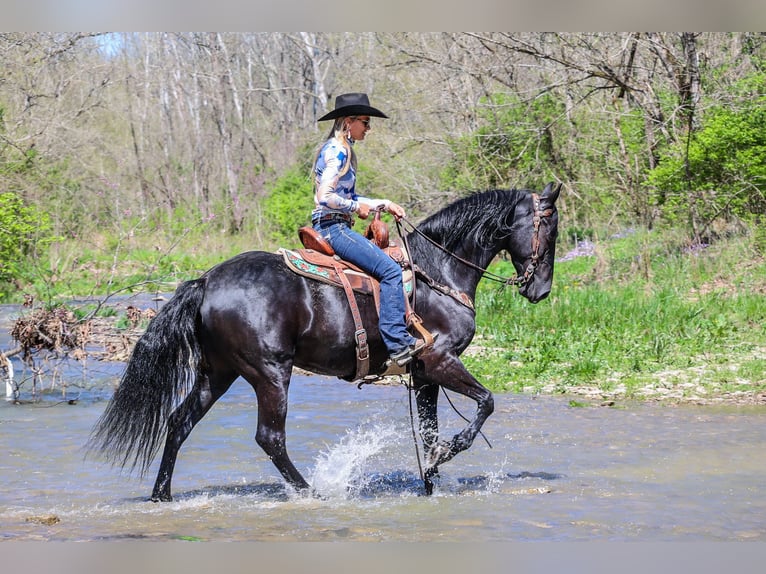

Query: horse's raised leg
151 371 235 502
415 355 494 491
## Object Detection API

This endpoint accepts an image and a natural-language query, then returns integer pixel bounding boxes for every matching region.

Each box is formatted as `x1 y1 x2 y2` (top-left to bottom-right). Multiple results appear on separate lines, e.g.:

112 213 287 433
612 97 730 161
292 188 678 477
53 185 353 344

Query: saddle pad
279 248 413 296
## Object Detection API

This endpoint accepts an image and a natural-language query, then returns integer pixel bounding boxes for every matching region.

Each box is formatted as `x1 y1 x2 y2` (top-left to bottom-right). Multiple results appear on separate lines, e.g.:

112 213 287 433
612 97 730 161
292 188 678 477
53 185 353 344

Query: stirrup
389 339 427 367
407 313 436 348
388 333 438 367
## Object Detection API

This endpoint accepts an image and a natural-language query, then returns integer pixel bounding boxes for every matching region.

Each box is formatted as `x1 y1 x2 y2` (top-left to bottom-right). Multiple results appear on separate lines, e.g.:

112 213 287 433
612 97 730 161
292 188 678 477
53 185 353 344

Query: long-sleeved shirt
312 137 388 220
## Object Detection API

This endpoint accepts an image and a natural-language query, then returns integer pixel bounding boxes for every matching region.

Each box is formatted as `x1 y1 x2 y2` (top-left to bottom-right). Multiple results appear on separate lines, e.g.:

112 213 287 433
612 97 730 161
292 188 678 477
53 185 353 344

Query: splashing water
309 419 401 499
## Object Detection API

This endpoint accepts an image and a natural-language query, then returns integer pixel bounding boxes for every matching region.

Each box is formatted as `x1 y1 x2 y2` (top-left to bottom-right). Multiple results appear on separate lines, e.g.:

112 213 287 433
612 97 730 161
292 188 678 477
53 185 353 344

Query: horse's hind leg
246 365 310 492
151 370 235 502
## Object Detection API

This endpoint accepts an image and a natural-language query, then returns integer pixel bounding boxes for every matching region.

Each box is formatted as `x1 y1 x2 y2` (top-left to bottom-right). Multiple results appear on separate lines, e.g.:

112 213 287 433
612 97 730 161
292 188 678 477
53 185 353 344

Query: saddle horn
364 208 390 249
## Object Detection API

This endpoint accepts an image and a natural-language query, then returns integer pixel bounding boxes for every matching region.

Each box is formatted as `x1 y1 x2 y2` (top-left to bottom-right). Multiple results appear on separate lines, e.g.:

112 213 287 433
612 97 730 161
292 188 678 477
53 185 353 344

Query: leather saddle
286 213 413 302
281 235 413 302
297 210 387 255
279 214 422 382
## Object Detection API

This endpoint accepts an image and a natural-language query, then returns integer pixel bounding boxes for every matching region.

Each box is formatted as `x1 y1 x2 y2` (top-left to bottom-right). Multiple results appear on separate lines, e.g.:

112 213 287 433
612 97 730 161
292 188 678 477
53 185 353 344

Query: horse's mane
413 189 527 253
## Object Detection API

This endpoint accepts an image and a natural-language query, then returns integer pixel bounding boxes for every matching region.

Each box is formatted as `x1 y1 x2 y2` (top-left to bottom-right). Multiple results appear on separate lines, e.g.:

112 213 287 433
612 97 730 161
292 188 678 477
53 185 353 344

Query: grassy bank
464 229 766 404
8 226 766 405
11 228 264 304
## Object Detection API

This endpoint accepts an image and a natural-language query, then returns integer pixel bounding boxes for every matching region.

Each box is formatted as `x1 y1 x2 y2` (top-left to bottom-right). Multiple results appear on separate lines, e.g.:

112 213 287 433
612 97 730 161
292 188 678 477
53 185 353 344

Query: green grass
464 229 766 402
5 229 259 304
6 224 765 403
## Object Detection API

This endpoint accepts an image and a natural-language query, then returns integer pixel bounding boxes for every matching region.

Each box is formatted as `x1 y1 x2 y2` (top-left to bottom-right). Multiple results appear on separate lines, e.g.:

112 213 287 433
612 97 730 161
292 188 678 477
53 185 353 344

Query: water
2 302 766 541
2 375 765 541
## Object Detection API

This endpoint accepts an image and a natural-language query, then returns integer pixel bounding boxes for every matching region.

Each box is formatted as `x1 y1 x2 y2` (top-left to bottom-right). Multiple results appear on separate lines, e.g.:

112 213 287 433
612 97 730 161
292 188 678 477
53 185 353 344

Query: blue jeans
315 220 416 355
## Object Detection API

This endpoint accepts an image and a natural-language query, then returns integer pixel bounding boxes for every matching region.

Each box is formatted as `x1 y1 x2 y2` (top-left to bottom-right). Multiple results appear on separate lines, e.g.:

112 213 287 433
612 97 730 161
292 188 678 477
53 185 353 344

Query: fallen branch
1 346 22 361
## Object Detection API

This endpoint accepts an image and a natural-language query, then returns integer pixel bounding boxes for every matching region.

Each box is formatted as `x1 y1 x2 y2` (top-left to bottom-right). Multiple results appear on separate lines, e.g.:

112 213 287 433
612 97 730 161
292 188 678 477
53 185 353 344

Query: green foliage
261 164 315 246
464 231 766 399
647 72 766 231
36 158 85 233
742 32 766 71
0 192 55 288
440 92 565 191
1 146 86 238
753 219 766 255
71 303 117 321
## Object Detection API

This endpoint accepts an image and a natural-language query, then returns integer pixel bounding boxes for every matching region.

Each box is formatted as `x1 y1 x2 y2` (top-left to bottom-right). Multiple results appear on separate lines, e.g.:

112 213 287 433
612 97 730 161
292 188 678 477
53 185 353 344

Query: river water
1 301 766 542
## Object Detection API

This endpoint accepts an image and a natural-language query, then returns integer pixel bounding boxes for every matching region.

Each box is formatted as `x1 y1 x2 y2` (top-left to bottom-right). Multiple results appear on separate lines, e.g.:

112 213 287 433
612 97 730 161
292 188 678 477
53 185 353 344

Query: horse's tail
87 278 206 476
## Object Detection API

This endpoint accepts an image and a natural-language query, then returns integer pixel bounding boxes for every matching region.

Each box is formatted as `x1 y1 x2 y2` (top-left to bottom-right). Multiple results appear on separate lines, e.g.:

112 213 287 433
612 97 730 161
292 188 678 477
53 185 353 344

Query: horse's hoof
150 493 172 503
423 466 439 495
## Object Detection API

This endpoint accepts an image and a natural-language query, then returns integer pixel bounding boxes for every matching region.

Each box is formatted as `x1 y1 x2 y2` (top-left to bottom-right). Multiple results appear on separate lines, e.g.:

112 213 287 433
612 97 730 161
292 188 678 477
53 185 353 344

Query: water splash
309 420 401 499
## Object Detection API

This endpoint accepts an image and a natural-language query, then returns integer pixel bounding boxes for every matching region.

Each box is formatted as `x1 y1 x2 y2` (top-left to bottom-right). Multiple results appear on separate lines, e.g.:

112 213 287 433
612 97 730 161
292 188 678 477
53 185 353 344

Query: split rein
394 192 552 290
371 195 552 483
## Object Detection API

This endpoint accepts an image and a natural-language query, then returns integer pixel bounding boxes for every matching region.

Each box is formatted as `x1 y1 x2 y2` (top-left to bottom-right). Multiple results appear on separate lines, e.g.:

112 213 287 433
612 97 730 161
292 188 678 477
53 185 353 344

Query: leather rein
396 193 552 309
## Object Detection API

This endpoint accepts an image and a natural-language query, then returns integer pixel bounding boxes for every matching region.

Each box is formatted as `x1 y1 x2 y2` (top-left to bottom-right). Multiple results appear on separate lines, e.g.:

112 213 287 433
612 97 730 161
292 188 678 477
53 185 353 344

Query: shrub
0 192 55 286
261 165 315 247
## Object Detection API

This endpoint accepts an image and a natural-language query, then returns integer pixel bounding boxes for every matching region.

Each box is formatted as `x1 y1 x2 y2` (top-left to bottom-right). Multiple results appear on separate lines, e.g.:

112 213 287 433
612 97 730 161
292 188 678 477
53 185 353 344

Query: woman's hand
355 202 371 219
386 202 406 220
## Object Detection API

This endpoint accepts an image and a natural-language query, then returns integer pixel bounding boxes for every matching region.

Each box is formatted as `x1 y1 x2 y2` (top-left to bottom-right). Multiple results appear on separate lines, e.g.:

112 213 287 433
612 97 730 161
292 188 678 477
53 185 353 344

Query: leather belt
312 213 353 226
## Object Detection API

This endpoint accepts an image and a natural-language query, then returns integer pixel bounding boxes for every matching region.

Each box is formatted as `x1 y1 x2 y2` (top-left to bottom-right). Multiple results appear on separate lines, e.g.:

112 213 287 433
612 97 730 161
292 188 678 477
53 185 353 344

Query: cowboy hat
317 92 389 122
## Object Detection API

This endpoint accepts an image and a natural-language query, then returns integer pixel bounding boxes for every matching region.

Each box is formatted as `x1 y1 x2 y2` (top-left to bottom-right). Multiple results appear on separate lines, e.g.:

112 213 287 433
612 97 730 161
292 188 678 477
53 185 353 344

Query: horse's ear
542 182 561 204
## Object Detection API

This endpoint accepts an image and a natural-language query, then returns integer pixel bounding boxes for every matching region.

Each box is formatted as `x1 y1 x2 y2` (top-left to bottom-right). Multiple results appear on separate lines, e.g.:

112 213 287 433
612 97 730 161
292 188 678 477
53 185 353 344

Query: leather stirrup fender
331 260 370 381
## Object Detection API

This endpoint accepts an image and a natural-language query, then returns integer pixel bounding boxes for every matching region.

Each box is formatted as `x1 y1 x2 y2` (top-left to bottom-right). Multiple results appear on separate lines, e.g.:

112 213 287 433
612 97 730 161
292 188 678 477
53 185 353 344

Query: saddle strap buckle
355 328 369 361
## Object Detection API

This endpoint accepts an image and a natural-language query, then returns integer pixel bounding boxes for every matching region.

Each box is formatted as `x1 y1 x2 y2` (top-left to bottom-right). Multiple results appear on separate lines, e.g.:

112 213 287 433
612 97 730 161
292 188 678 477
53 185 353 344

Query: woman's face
347 116 372 141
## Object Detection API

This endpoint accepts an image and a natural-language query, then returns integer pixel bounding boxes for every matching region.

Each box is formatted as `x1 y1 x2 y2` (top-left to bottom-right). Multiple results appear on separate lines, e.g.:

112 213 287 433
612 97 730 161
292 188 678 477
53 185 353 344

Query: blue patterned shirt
312 137 388 220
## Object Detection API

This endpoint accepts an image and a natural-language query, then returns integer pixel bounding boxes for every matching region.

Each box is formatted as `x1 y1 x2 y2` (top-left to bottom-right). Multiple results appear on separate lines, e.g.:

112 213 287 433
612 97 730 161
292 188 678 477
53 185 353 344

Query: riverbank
460 339 766 407
3 230 765 407
461 230 766 407
3 303 763 407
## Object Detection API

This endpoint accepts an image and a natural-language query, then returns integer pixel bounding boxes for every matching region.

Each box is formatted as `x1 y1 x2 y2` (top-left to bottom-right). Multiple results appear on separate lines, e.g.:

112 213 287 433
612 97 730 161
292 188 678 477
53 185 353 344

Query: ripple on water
2 378 766 541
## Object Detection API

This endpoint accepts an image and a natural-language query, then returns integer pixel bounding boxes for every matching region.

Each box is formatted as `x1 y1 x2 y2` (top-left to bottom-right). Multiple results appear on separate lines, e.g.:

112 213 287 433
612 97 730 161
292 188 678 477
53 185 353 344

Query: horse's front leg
414 355 495 491
414 381 440 494
428 388 494 468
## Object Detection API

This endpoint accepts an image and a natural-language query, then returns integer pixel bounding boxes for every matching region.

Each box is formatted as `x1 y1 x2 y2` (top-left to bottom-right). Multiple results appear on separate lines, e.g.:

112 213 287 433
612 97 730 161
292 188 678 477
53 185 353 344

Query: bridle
522 192 555 286
397 192 553 290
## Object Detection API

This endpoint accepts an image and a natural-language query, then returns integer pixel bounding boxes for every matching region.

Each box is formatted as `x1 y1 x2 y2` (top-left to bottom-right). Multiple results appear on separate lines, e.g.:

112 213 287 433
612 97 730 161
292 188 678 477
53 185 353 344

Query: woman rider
311 92 427 366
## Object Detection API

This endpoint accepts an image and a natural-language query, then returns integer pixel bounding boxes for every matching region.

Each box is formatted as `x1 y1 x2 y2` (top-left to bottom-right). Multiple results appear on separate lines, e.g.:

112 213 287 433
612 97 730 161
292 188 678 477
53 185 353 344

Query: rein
396 192 552 289
387 195 555 485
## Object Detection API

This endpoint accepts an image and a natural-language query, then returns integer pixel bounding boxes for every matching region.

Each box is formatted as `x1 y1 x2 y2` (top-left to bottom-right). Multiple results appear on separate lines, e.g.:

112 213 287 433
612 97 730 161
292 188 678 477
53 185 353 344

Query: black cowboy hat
317 92 389 122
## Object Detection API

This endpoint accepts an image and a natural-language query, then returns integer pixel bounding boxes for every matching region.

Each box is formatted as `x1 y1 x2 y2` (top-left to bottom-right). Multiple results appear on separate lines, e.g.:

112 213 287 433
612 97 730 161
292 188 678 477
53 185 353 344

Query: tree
440 91 569 191
2 31 766 276
647 72 766 241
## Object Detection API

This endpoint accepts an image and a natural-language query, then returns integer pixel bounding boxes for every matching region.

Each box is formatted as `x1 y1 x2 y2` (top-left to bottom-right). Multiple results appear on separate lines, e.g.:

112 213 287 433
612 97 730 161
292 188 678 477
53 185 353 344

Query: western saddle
280 211 433 381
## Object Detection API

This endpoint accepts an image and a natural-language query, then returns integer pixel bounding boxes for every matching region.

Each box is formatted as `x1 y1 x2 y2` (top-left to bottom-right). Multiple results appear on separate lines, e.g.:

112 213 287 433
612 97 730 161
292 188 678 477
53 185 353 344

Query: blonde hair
312 117 357 184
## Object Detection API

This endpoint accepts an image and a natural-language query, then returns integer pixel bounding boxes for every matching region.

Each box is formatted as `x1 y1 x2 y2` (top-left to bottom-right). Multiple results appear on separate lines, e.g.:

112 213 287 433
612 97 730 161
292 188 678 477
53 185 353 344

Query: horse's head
509 182 560 303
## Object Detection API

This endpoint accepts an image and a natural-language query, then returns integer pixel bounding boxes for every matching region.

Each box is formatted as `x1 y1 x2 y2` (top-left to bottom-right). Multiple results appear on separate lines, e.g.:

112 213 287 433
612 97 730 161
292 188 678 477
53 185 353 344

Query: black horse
88 183 560 501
